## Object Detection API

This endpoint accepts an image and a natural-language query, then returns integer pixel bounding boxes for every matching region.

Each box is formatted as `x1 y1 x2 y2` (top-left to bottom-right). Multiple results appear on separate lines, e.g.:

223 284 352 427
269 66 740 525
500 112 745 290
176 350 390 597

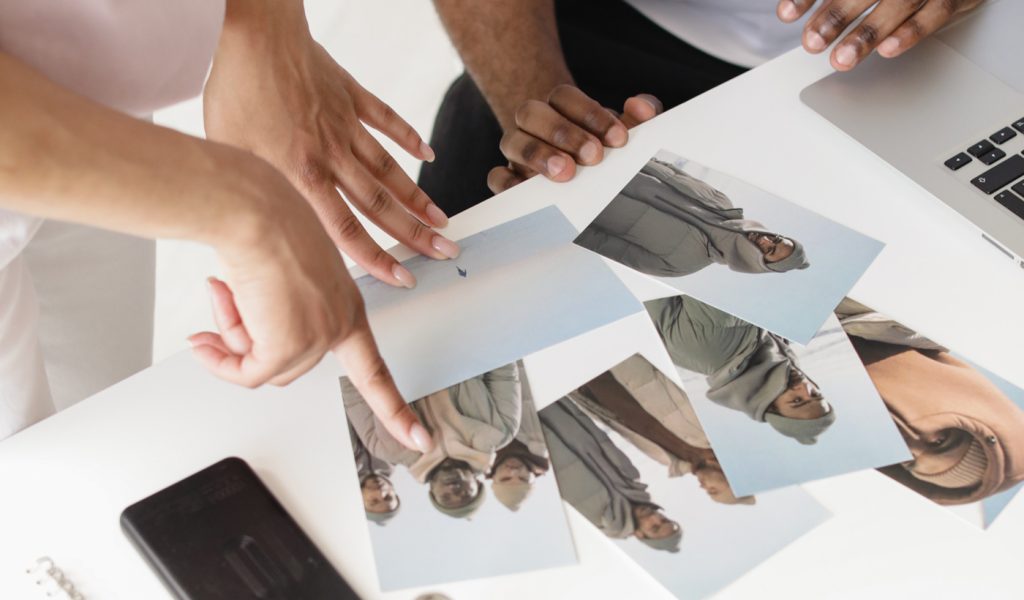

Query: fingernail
186 335 198 348
431 235 460 259
638 94 661 113
835 45 857 67
420 142 435 163
580 141 600 164
410 422 434 452
806 30 826 52
392 263 416 288
779 1 797 21
547 155 567 176
425 203 448 228
878 37 900 57
606 124 628 147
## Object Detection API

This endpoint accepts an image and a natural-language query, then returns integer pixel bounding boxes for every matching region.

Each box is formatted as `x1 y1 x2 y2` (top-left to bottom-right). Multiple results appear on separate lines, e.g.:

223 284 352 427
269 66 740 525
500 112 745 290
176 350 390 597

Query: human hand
205 0 458 288
777 0 984 71
488 85 664 194
188 157 433 453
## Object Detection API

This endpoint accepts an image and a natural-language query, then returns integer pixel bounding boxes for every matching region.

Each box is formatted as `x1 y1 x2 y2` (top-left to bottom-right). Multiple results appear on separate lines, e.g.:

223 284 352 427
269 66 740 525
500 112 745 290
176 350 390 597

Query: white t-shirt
624 0 810 68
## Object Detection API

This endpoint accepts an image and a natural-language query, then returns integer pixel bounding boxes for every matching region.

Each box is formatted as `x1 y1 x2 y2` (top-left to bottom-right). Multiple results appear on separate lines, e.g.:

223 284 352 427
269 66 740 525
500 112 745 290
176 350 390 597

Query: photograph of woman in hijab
539 385 829 600
574 151 883 344
648 294 910 497
340 361 577 590
837 298 1024 527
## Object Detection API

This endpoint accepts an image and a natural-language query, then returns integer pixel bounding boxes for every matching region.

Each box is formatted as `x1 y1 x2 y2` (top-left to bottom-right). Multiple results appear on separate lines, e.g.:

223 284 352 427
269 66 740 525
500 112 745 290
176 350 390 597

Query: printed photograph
837 298 1024 527
647 294 910 497
574 150 883 343
356 205 642 402
539 356 829 599
341 361 576 591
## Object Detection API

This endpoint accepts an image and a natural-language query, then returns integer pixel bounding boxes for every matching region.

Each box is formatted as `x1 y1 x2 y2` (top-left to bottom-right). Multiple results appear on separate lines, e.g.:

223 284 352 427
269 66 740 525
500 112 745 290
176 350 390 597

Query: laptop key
968 139 995 157
995 190 1024 220
991 127 1018 145
971 155 1024 194
1012 179 1024 198
979 148 1006 165
1014 118 1024 134
944 152 972 171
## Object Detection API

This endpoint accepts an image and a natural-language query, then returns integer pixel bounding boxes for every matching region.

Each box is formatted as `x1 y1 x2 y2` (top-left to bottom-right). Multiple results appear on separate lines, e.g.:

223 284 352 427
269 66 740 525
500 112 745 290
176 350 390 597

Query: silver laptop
801 0 1024 266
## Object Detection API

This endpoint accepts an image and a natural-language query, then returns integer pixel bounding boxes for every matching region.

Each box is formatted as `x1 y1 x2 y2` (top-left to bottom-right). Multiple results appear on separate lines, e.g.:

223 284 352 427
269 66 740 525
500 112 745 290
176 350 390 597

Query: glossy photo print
647 294 910 497
836 298 1024 528
356 205 641 403
573 150 883 343
341 361 576 591
539 357 829 600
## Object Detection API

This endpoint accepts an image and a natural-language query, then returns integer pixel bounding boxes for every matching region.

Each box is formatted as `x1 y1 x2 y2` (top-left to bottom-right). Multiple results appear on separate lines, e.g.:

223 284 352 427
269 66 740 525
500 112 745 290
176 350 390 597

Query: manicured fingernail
431 235 460 259
779 1 798 21
606 124 628 146
878 37 900 57
806 30 826 52
835 45 857 67
425 203 448 228
420 142 435 163
580 141 600 164
410 422 434 452
547 155 567 176
392 263 416 288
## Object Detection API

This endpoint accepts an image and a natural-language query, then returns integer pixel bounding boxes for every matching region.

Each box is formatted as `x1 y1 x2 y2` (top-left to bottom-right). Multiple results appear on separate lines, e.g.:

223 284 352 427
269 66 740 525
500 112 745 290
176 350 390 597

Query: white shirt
624 0 809 68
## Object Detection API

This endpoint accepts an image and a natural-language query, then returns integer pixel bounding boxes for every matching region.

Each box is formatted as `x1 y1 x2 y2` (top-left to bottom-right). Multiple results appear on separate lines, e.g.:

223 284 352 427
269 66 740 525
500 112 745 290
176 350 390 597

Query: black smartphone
121 457 360 600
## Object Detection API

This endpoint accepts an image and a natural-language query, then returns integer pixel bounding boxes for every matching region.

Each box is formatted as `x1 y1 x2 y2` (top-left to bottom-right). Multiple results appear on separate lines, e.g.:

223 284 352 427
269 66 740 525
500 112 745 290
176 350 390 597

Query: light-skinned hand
204 0 458 288
188 157 434 454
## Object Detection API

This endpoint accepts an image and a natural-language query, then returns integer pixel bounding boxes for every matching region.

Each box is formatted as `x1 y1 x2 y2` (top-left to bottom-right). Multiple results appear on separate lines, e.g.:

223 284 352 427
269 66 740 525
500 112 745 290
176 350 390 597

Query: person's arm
206 0 458 288
432 0 660 193
0 51 431 453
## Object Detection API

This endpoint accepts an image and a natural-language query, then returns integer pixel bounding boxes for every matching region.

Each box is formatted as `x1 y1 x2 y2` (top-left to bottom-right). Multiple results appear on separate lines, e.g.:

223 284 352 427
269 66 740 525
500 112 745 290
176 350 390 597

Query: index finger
333 318 433 453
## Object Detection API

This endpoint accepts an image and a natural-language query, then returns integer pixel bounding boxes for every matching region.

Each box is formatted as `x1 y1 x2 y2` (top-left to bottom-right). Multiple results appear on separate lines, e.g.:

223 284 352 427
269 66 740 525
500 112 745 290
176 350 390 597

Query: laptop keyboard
945 116 1024 220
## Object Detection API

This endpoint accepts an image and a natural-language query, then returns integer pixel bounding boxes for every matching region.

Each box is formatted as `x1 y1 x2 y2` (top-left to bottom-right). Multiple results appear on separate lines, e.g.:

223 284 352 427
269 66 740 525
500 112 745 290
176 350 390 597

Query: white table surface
3 47 1023 600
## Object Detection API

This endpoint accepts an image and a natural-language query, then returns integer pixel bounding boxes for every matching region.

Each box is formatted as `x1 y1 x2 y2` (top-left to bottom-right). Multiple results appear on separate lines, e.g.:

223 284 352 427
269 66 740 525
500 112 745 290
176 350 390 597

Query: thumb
334 318 433 453
621 94 663 129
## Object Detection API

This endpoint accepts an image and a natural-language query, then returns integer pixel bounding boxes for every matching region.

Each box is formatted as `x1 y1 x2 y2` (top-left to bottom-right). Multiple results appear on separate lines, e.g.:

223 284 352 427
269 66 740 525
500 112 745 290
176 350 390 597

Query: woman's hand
188 155 433 453
488 86 663 194
204 0 458 288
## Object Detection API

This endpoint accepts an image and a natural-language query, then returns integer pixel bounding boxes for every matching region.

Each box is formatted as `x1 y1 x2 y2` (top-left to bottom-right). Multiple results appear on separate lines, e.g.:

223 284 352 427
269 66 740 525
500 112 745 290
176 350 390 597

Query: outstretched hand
488 85 664 194
777 0 984 71
187 158 434 454
205 0 459 288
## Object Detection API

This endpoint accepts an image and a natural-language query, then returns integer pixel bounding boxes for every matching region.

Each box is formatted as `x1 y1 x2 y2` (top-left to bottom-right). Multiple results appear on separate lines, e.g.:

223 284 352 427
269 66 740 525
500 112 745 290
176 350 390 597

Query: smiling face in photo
771 371 828 420
493 456 534 485
429 460 482 509
746 232 795 264
362 475 399 514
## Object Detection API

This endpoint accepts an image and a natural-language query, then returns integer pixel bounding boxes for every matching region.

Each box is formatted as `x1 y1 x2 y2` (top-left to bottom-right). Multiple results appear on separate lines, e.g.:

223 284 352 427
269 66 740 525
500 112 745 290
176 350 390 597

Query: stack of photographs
338 149 1023 597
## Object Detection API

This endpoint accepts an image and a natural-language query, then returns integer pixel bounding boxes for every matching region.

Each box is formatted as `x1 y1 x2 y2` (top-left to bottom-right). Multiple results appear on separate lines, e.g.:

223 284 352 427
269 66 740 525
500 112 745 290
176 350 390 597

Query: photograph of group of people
836 298 1024 526
340 361 576 590
574 150 883 343
646 293 909 496
539 354 829 599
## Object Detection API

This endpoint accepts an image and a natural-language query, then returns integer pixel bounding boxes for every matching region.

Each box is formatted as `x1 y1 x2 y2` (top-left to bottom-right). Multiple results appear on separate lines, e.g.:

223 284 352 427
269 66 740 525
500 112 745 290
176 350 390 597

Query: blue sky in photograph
591 419 830 600
677 317 910 497
580 150 883 344
356 206 642 403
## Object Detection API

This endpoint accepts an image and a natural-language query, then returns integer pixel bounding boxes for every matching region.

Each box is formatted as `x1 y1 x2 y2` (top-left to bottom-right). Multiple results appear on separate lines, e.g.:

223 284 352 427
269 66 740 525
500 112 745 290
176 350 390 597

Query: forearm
0 52 267 249
433 0 573 131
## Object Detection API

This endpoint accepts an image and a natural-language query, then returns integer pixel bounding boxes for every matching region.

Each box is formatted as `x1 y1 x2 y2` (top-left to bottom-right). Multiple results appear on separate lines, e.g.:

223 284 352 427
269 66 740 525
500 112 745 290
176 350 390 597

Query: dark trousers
418 0 748 217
